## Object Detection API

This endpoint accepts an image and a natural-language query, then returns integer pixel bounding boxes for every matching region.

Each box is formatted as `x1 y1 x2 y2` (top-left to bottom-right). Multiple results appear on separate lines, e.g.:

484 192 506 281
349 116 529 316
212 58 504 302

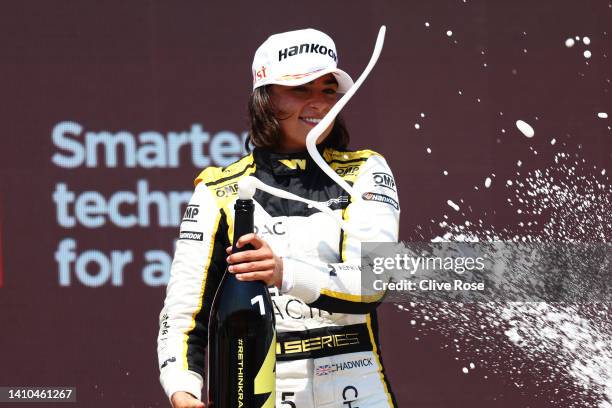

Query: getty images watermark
360 242 611 302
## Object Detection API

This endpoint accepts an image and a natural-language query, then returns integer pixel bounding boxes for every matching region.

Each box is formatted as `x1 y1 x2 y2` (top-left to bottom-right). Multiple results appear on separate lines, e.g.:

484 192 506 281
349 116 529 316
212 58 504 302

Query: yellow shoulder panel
194 154 257 214
194 154 255 187
325 148 381 184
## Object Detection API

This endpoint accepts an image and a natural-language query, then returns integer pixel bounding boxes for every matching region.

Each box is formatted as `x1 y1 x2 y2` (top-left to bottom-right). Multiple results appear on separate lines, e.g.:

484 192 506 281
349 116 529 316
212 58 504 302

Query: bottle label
254 333 276 408
237 337 245 406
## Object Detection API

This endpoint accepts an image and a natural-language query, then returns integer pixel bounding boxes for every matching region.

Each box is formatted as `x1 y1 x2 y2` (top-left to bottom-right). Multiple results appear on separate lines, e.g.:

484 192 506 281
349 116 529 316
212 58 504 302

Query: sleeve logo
362 192 399 210
179 231 203 241
182 204 199 222
372 172 396 191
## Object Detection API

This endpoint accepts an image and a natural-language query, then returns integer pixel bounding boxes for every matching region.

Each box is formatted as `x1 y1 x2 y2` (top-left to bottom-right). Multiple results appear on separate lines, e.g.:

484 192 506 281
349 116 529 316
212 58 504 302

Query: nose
307 91 332 113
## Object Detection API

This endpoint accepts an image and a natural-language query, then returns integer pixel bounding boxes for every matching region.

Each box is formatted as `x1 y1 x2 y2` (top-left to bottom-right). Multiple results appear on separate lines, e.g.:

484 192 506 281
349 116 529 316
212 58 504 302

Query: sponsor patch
328 263 361 276
179 231 203 241
372 172 396 192
214 182 239 198
335 165 360 177
315 357 373 376
253 65 267 82
361 192 399 210
278 43 337 62
161 357 176 369
182 204 199 222
254 221 286 236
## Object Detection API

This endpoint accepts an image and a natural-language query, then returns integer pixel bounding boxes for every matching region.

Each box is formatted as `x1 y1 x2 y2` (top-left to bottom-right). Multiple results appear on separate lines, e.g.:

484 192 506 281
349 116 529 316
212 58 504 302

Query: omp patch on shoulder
372 172 396 192
182 204 199 223
361 192 399 210
326 148 380 183
179 231 204 241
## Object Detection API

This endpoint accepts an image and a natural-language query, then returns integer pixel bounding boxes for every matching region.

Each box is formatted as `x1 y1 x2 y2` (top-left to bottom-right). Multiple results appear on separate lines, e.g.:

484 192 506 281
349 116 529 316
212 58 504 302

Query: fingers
233 270 275 285
227 247 273 265
228 259 275 274
225 233 264 255
224 233 278 285
226 234 273 265
235 233 264 249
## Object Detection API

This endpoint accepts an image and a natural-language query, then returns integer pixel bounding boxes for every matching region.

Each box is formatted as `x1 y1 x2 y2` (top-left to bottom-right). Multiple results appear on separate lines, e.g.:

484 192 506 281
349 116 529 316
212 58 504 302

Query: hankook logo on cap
278 43 337 62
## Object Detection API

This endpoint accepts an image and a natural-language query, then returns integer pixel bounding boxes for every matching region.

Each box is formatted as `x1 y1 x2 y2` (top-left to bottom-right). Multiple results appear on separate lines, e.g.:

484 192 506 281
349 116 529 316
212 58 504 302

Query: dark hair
246 85 350 152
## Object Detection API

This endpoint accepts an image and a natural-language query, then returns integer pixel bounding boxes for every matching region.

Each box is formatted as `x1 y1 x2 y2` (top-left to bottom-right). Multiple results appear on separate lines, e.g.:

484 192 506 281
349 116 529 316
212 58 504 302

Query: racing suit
157 147 400 407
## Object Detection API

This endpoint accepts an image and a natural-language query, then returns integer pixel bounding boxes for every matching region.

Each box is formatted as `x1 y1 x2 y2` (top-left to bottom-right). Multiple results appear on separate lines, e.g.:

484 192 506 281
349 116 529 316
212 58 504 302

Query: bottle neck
232 199 254 253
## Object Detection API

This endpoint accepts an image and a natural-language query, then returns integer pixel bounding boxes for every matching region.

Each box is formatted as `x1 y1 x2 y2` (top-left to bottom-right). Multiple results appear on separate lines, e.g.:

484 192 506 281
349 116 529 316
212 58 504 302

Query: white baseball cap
251 28 354 93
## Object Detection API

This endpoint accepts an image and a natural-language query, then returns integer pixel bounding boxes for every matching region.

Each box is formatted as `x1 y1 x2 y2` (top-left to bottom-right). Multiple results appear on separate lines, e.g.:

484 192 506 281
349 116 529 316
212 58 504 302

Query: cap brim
260 67 354 93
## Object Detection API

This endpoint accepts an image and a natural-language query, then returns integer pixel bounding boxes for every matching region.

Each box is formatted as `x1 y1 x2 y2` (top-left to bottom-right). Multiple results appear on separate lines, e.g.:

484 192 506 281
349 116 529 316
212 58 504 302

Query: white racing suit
157 147 400 407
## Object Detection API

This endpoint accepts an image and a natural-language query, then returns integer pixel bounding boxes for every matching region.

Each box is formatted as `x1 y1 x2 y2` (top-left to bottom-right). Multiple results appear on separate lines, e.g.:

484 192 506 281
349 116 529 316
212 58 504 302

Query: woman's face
269 73 339 153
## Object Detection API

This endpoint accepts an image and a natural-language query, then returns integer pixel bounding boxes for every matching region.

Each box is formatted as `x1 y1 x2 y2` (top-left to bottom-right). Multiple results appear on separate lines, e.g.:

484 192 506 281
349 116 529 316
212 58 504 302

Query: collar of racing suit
249 146 348 217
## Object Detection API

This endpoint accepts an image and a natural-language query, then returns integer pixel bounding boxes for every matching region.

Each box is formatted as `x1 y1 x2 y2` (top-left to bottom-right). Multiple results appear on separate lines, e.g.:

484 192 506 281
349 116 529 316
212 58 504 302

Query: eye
292 86 307 93
323 88 337 95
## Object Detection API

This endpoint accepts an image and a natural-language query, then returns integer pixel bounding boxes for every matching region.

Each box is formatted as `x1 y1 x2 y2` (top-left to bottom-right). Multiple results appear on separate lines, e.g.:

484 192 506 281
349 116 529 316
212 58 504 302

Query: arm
157 183 228 402
283 154 400 313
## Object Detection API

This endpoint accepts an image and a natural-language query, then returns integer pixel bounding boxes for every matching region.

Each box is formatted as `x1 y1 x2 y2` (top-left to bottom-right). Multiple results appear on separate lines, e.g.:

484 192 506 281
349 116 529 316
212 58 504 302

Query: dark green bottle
207 199 276 408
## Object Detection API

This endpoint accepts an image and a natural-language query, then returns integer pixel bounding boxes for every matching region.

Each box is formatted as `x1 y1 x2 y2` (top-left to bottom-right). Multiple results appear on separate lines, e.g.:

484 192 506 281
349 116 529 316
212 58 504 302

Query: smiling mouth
300 117 322 126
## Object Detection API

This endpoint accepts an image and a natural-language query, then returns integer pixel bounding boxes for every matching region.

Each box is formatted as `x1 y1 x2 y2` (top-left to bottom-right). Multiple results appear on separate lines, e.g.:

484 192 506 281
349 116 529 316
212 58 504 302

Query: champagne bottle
207 198 276 408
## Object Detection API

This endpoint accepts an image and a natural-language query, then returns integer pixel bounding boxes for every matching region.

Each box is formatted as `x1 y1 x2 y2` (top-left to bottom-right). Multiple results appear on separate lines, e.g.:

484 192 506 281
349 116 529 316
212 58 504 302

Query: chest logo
279 159 306 170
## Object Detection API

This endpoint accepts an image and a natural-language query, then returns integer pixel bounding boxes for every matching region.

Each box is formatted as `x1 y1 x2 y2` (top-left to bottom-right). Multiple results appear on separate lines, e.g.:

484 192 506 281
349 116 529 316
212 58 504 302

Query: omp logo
372 172 396 191
315 357 373 376
214 182 239 198
279 159 306 170
179 231 203 241
362 192 399 210
278 43 337 62
335 165 359 177
182 205 199 222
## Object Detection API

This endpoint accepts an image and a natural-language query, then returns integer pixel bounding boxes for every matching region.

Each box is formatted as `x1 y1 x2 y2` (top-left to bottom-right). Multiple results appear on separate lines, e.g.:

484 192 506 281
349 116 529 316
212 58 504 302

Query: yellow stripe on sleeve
182 211 222 369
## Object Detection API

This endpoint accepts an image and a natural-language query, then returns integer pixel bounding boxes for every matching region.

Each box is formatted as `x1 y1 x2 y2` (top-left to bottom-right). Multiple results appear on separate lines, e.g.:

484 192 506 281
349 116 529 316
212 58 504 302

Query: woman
158 28 400 408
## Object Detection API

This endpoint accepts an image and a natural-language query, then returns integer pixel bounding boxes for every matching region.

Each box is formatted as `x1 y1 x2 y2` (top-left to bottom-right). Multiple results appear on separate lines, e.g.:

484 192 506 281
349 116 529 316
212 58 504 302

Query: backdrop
1 1 610 407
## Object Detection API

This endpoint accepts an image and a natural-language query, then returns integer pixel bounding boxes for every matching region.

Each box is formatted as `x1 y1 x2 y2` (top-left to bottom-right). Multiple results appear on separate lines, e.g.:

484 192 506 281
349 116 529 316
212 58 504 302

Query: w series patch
362 192 399 210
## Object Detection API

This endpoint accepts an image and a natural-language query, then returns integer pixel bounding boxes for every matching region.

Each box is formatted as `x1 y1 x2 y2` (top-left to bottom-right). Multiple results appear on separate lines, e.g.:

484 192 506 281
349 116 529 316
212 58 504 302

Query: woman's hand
170 391 205 408
226 233 283 289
